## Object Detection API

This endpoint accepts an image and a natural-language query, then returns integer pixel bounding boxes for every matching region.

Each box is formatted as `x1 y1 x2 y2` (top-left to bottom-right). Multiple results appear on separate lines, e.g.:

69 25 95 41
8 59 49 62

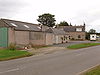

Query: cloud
0 0 100 32
0 0 28 17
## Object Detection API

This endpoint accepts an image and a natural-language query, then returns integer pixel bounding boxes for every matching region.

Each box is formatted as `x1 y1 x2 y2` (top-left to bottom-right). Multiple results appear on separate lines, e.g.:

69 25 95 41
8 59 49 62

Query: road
53 41 100 47
0 46 100 75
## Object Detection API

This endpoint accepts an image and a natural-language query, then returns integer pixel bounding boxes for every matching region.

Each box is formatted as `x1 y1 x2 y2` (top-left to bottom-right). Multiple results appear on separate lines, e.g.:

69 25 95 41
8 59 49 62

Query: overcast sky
0 0 100 32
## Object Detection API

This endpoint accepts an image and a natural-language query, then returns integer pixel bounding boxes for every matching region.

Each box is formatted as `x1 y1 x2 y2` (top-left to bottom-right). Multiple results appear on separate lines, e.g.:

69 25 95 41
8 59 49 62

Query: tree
58 21 69 26
89 29 96 33
85 32 90 40
37 13 56 27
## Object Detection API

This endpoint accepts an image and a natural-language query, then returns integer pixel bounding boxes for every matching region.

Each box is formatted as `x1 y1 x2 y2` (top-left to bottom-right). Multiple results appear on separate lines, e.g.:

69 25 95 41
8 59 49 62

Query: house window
78 35 81 38
76 28 82 31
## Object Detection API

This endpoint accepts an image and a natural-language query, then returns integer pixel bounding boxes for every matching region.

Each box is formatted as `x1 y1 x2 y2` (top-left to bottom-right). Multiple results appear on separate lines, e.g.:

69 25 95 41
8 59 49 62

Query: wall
57 35 62 44
30 32 46 45
9 29 69 46
9 30 54 46
8 28 15 44
53 34 68 44
15 31 29 45
46 33 53 45
53 34 56 44
66 32 86 40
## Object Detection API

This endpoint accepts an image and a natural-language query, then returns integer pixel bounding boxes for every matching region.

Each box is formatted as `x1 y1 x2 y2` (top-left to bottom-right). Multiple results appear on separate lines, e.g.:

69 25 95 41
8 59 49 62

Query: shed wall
15 31 29 45
46 33 53 45
30 32 46 45
53 34 67 44
8 28 15 44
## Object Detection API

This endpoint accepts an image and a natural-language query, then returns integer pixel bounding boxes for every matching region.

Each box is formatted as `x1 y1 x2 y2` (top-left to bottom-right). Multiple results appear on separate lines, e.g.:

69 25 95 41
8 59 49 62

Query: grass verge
67 43 100 49
0 50 32 61
81 65 100 75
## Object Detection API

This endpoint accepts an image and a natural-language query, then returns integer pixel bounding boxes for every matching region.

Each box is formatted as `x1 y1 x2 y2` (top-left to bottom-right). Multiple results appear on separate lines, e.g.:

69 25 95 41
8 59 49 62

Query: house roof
0 19 42 32
46 28 67 35
57 26 85 32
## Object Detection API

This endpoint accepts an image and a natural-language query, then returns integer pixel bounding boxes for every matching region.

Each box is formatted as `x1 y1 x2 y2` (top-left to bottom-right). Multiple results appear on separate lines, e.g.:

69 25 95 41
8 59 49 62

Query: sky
0 0 100 32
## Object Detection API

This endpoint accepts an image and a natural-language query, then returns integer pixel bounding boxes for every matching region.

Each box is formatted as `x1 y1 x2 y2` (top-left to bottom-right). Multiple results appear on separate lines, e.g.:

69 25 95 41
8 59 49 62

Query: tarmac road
0 45 100 75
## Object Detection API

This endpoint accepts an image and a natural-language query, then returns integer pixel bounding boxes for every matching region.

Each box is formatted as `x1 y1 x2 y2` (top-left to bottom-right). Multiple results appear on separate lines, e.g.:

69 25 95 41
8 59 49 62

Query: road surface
0 46 100 75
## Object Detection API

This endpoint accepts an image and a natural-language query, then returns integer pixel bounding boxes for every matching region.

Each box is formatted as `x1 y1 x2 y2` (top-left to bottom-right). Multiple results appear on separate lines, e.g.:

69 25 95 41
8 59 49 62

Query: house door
0 28 8 47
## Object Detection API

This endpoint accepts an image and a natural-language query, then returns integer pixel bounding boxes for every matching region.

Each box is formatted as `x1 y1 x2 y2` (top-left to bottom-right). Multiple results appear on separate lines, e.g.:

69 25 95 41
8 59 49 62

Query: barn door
0 28 8 47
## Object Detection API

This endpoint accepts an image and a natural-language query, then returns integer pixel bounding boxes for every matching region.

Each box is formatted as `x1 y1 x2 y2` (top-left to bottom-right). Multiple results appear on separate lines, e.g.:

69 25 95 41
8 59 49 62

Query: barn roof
57 26 85 32
0 19 42 32
45 28 67 35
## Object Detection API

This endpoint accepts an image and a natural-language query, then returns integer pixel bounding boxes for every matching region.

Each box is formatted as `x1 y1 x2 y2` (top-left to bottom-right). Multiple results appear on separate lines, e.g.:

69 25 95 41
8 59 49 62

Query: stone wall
66 32 86 40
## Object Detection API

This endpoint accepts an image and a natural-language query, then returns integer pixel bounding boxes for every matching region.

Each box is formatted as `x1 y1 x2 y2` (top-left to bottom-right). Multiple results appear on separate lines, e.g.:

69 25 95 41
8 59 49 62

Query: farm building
57 24 86 40
0 19 54 47
46 28 68 44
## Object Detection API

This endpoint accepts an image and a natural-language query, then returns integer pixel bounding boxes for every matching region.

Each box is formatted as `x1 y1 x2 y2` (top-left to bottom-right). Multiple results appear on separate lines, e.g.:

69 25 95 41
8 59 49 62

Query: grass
67 43 100 49
0 50 32 61
81 65 100 75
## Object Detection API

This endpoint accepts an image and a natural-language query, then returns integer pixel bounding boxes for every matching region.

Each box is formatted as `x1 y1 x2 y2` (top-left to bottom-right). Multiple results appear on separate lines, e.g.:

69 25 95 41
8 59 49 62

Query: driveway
28 41 93 55
0 45 100 75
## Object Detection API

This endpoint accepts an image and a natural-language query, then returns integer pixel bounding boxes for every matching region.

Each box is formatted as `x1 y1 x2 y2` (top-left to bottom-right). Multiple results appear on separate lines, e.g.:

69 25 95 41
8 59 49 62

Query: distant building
96 33 100 41
90 33 100 41
46 28 68 44
90 34 97 41
57 24 86 40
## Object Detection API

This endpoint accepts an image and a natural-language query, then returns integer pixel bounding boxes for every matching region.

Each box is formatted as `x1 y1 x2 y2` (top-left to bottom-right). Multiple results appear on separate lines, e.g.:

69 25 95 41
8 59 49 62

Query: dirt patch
27 47 65 55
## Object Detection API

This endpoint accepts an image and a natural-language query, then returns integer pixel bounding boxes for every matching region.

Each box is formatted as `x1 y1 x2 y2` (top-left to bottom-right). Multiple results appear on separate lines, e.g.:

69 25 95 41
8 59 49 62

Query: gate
0 27 8 47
